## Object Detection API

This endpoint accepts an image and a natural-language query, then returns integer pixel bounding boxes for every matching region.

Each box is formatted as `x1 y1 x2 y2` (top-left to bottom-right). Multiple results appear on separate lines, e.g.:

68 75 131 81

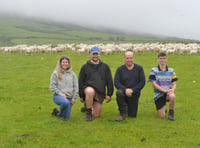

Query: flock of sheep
0 43 200 55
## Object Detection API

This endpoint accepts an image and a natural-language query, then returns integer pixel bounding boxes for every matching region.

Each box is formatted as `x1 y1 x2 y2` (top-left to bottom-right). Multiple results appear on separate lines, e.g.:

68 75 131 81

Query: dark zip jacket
79 60 114 98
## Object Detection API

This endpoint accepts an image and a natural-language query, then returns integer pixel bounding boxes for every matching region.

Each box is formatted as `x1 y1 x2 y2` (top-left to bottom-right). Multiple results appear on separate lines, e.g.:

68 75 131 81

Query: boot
168 109 175 121
51 107 59 116
86 109 92 121
115 113 126 121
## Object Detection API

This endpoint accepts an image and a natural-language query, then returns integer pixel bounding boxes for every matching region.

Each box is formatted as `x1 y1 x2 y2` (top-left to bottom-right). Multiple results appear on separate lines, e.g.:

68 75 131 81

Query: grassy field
0 50 200 148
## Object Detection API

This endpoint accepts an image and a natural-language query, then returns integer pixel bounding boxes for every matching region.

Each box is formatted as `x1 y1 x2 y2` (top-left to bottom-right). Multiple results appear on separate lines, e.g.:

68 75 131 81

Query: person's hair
124 50 134 58
55 55 71 80
158 52 167 58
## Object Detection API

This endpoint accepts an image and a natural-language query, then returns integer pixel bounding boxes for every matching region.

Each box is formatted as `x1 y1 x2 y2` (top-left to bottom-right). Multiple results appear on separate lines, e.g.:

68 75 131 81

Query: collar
158 64 168 71
88 60 102 65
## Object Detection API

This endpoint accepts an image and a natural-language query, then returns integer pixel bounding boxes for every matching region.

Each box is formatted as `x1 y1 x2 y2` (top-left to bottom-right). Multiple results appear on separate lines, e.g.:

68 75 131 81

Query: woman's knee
61 99 71 107
53 95 66 105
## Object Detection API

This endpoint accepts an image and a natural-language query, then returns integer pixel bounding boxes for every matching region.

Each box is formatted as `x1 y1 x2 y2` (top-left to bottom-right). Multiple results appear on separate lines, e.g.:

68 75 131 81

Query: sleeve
72 72 79 100
172 70 178 82
49 72 62 95
78 65 86 98
106 65 114 97
132 66 146 95
114 67 126 90
148 68 156 82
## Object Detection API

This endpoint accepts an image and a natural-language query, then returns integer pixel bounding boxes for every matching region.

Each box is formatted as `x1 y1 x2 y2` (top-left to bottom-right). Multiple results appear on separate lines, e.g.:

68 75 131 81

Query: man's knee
93 102 102 117
168 93 176 101
157 107 166 118
84 87 95 98
93 111 101 117
116 89 124 97
158 113 165 118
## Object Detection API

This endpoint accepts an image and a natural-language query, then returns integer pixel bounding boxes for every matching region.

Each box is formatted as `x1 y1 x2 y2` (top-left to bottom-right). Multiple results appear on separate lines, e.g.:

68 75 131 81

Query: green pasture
0 51 200 148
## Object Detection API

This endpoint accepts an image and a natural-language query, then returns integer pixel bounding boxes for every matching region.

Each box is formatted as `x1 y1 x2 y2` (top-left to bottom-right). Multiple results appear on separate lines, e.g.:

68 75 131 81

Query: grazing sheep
1 43 200 54
189 49 198 55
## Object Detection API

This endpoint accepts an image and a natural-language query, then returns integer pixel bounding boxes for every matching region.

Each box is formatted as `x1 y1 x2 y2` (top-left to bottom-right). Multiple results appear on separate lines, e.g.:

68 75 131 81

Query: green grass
0 51 200 147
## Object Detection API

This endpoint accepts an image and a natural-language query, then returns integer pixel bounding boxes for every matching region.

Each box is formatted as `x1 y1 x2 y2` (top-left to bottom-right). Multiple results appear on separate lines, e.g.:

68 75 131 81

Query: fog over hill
0 13 198 44
0 0 200 41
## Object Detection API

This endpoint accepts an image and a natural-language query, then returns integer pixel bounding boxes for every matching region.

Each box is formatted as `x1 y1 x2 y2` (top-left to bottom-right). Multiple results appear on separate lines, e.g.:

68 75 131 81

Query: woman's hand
71 99 76 105
60 93 67 98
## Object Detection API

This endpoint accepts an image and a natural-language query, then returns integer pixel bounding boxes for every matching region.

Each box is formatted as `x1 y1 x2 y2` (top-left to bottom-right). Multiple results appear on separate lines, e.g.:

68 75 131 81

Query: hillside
0 14 197 46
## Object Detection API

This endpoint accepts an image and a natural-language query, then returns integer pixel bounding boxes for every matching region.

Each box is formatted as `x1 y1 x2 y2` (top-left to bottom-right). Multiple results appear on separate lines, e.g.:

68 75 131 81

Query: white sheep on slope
1 43 200 55
101 48 113 55
189 49 198 55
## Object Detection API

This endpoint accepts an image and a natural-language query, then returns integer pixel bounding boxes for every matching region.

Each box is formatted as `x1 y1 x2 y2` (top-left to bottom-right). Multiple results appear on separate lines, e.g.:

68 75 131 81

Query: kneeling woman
50 55 78 120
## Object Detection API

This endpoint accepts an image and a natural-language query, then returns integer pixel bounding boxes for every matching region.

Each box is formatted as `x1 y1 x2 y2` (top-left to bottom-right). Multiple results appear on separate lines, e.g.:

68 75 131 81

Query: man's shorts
94 91 105 104
155 94 167 110
83 88 105 104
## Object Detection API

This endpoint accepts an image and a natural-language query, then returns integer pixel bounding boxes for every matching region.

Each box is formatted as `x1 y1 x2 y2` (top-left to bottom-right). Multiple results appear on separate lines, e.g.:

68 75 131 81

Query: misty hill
0 14 197 47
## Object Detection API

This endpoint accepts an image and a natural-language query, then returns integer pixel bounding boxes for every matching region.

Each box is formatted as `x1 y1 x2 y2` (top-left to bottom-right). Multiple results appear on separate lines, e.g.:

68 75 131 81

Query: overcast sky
1 0 200 40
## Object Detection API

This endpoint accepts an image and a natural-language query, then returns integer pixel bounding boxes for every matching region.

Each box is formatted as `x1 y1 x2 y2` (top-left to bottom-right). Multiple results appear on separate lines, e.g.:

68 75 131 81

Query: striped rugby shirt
149 65 178 101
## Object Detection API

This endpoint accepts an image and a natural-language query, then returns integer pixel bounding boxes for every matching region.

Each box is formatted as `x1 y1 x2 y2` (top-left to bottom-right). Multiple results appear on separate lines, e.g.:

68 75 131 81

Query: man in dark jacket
79 46 114 121
114 51 145 121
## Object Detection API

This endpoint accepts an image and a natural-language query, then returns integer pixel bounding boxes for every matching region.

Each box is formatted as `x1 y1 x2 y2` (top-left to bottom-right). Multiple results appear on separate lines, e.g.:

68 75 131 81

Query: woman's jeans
53 94 72 119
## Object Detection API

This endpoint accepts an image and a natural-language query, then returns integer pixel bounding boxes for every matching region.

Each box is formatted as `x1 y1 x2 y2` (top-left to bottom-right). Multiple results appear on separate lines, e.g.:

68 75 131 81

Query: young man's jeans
53 94 72 119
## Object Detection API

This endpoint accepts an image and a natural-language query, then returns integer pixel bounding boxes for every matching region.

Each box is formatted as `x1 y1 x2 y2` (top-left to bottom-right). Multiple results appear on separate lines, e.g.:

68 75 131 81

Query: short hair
158 52 167 58
124 50 134 58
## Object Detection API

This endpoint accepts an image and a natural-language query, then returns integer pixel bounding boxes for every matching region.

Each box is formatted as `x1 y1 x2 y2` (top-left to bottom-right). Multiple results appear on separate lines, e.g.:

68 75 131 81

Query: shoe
168 114 175 121
51 108 59 116
86 110 92 121
168 110 175 121
58 116 66 121
115 113 126 121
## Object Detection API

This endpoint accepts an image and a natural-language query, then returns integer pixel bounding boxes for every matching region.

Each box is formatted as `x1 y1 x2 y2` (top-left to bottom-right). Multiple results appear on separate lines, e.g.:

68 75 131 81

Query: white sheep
189 49 198 55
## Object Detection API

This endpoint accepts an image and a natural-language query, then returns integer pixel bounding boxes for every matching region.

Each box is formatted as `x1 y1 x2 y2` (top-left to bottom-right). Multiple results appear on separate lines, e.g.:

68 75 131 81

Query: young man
114 51 146 121
149 52 178 121
78 46 114 121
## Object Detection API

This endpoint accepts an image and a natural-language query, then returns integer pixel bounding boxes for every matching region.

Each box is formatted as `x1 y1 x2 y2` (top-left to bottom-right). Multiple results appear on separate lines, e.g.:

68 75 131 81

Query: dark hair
158 52 167 58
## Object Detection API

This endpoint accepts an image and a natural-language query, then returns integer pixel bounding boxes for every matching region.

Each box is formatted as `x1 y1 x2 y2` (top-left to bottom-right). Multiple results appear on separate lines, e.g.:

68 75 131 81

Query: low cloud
0 0 200 40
